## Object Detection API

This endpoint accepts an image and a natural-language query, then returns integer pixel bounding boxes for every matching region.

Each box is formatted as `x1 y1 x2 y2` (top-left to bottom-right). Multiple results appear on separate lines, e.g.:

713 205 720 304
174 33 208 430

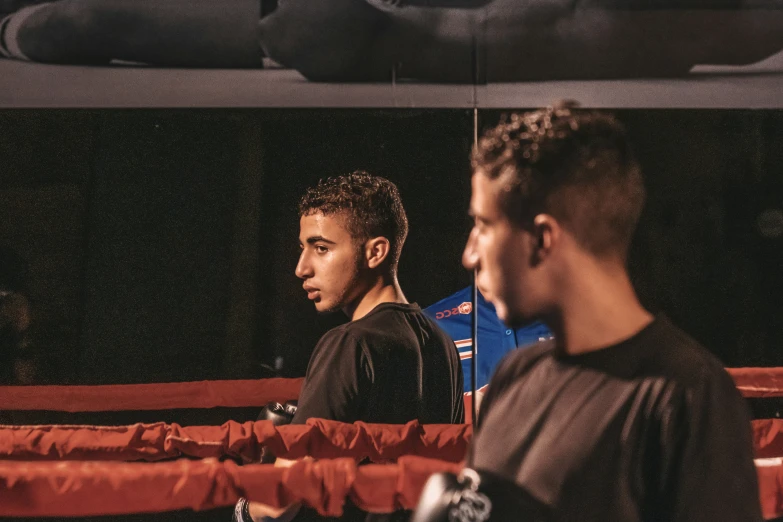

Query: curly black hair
299 171 409 273
472 103 645 259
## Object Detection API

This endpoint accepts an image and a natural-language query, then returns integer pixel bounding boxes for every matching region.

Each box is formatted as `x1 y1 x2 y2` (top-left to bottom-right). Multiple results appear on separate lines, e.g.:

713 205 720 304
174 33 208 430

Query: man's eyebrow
305 236 336 245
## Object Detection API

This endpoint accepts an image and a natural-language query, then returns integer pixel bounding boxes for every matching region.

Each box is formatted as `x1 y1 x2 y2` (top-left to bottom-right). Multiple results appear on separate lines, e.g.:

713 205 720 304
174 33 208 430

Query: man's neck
550 263 654 356
346 278 408 321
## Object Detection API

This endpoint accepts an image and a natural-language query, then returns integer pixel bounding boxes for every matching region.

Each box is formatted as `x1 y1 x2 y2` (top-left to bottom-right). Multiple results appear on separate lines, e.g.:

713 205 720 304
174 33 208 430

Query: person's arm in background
245 457 302 522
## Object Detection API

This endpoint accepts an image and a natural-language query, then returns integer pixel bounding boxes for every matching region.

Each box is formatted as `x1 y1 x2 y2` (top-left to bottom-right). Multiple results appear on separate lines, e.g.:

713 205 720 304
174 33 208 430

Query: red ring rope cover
0 455 461 517
0 367 778 413
0 456 779 518
1 418 780 461
0 419 472 462
0 369 781 518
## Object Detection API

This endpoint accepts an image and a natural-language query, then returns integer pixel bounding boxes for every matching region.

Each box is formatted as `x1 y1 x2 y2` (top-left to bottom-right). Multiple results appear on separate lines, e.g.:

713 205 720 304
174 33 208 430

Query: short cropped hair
298 171 409 273
472 103 645 259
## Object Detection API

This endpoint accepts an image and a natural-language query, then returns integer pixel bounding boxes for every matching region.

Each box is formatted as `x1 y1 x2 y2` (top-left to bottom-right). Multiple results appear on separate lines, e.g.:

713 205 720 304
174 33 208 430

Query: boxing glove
257 401 298 464
232 497 252 522
282 400 298 417
411 468 552 522
257 401 296 425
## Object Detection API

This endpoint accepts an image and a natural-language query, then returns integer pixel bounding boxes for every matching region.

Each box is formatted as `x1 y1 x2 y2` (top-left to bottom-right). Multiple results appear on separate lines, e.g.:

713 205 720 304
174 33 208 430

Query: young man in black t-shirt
245 172 463 522
291 172 463 427
413 106 761 521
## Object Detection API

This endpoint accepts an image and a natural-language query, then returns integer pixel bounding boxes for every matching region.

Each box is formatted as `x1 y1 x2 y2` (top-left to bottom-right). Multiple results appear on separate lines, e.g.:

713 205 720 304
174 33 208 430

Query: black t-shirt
290 302 464 522
293 302 464 426
468 316 762 522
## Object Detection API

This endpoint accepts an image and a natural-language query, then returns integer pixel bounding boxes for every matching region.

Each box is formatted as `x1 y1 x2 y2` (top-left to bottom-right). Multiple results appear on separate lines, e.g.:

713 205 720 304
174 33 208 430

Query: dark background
1 108 782 520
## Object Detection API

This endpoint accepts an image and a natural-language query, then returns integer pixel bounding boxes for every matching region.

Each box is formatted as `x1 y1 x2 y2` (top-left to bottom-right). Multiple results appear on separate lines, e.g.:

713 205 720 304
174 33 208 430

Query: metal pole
471 107 479 426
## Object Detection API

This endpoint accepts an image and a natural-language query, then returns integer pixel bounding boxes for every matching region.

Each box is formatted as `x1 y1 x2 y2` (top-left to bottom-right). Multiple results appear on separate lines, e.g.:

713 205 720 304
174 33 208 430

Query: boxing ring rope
2 418 782 462
0 456 461 517
729 367 783 398
0 419 780 518
0 378 304 412
0 367 778 413
0 369 781 518
0 419 471 463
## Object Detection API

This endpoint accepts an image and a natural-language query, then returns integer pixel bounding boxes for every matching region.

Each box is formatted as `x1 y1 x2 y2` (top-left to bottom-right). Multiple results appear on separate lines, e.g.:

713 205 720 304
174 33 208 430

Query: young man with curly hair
243 172 464 522
290 171 463 427
429 105 761 521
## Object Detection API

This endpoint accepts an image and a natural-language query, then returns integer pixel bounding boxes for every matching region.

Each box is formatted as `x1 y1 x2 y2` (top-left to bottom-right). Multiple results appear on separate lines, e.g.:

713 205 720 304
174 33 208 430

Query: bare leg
7 0 261 67
394 0 783 81
258 0 783 82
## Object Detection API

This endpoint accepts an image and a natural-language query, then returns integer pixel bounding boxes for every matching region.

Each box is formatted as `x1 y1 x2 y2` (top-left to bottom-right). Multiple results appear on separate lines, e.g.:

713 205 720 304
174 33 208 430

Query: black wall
1 109 781 396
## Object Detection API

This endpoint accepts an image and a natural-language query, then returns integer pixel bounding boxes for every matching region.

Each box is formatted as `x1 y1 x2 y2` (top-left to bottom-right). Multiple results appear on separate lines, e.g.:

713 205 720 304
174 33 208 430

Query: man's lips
303 286 320 300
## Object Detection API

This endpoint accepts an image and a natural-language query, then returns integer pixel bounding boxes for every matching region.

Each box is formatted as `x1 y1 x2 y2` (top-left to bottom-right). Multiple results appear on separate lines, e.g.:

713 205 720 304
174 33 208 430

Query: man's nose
462 229 479 271
295 251 312 279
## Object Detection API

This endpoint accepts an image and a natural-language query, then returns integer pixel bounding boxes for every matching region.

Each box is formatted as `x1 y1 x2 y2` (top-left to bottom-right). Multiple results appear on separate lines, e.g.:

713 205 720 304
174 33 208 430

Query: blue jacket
423 286 552 394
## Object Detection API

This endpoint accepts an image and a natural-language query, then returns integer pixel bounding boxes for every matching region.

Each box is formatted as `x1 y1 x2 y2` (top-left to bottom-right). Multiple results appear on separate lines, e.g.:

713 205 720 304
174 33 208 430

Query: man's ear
365 237 391 269
531 214 560 264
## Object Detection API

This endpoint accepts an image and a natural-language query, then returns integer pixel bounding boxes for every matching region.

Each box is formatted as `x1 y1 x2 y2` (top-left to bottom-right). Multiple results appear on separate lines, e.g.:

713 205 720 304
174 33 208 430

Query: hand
243 458 308 521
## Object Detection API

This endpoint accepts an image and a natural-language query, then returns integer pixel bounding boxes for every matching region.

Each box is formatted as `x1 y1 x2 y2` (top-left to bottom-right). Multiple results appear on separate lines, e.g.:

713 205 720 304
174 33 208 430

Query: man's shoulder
624 316 740 398
332 303 458 355
635 316 739 396
316 320 364 346
314 305 416 346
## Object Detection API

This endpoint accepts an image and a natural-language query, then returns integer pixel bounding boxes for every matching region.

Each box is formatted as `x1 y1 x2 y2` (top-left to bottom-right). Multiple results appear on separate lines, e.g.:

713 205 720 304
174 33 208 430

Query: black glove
257 401 298 464
232 497 253 522
411 468 552 522
257 401 297 426
282 400 298 418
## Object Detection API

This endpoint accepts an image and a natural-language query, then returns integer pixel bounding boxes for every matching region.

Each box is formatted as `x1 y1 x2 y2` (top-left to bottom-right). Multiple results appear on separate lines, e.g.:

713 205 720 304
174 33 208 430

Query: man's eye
315 245 328 253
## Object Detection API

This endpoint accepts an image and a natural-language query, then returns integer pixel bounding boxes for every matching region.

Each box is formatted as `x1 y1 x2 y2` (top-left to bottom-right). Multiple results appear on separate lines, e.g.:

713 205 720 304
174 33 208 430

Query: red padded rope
0 378 304 412
0 456 779 518
0 368 778 413
0 419 472 463
0 455 461 517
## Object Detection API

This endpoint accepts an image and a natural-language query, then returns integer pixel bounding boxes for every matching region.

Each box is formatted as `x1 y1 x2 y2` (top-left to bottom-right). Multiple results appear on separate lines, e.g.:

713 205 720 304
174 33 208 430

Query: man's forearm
245 458 301 522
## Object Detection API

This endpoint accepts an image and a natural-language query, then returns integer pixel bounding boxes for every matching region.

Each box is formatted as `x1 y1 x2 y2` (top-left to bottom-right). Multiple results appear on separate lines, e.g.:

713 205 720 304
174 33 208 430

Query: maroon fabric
0 378 304 412
754 419 783 459
0 455 777 518
0 419 472 463
6 418 781 462
0 368 777 414
0 456 461 517
757 458 783 520
0 371 780 517
728 368 783 398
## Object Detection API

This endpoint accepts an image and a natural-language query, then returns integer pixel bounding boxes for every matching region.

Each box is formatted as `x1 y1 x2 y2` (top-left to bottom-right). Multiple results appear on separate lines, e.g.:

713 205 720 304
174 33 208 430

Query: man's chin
314 301 341 315
497 305 534 329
